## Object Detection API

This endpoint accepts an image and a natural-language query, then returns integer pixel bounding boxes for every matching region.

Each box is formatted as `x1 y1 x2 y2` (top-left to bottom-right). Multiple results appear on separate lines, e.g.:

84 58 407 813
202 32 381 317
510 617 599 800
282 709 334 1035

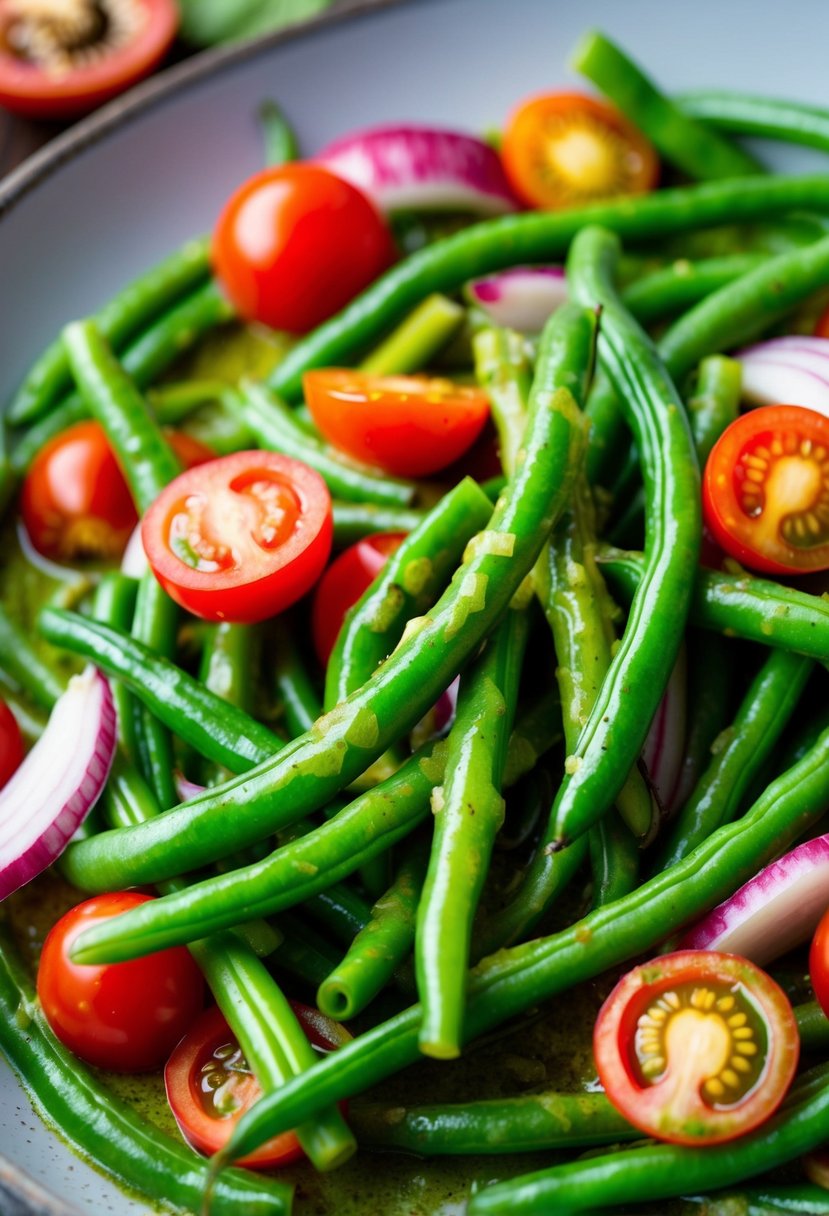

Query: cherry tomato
37 892 204 1073
703 405 829 575
303 369 491 477
20 421 213 563
164 1002 350 1168
0 699 24 788
500 92 659 211
809 904 829 1018
0 0 178 120
594 950 799 1146
311 531 406 665
212 164 394 334
142 450 333 623
814 303 829 339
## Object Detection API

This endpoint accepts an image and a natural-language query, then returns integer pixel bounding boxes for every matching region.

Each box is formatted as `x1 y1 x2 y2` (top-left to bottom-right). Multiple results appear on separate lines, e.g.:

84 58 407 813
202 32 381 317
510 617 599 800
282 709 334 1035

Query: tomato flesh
0 700 24 788
212 164 394 333
37 893 204 1073
501 92 659 211
142 450 333 623
311 531 406 665
703 405 829 575
164 1002 349 1168
303 369 491 478
593 950 799 1146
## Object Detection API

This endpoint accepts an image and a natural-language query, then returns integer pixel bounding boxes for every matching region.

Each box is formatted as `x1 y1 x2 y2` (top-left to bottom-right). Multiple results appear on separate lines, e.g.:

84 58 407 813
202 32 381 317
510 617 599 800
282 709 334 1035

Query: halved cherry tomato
142 450 333 623
703 405 829 575
164 1002 350 1168
21 421 213 563
37 892 204 1073
500 92 659 211
303 369 491 477
0 699 24 788
594 950 799 1146
311 531 406 666
0 0 178 120
809 904 829 1019
212 164 394 334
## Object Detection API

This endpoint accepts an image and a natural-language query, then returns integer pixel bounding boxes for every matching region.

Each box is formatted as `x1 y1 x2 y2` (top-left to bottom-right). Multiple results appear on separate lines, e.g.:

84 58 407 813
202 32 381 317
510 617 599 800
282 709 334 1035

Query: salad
4 17 829 1216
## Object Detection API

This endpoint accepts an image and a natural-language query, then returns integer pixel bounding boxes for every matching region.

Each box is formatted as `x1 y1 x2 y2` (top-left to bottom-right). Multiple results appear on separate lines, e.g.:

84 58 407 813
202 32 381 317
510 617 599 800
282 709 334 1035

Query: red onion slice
315 125 519 215
738 336 829 417
679 833 829 965
0 666 116 900
466 266 568 332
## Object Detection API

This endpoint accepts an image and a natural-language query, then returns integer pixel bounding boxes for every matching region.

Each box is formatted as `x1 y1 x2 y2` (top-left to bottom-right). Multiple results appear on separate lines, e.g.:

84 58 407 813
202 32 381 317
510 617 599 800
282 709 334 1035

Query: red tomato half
809 905 829 1019
594 950 799 1146
37 892 204 1073
311 532 406 665
304 369 491 477
703 405 829 575
164 1002 349 1168
212 164 394 334
142 450 333 623
0 0 178 119
0 699 24 788
501 92 659 211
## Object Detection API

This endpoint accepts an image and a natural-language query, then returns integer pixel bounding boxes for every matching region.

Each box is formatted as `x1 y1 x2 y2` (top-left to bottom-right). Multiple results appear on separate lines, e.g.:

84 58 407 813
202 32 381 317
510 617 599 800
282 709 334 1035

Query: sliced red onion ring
738 336 829 416
174 772 206 804
641 645 687 815
679 833 829 965
0 666 115 900
466 266 568 332
315 125 518 215
121 522 149 578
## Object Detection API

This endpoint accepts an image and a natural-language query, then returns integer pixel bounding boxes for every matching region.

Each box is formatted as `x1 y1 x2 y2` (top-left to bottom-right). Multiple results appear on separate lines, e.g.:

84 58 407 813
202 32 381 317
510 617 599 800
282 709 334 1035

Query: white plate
1 0 828 1211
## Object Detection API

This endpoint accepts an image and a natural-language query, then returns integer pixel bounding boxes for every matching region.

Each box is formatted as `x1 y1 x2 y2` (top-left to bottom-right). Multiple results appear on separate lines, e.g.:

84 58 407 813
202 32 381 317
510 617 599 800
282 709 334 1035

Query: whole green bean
473 327 534 478
0 603 65 710
795 999 829 1052
331 501 425 547
271 615 322 739
621 253 767 326
303 884 373 947
572 30 762 179
130 572 180 810
687 353 742 463
669 631 736 812
680 89 829 155
198 620 259 785
359 293 465 375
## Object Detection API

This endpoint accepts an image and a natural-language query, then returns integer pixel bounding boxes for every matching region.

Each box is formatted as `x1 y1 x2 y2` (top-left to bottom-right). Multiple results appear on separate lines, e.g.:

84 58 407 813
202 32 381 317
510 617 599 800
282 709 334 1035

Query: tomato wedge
0 0 178 119
500 91 658 211
164 1002 349 1169
303 369 490 478
703 405 829 575
594 950 799 1146
311 531 406 666
142 450 332 623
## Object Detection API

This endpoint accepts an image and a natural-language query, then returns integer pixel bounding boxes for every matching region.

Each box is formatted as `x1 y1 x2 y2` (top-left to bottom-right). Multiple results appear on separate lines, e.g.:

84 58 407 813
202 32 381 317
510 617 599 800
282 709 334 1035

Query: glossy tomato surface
703 404 829 574
142 450 333 623
212 164 394 333
0 0 178 119
164 1002 349 1168
501 91 658 210
37 892 204 1073
303 369 490 477
0 700 24 789
594 950 799 1146
311 531 406 665
809 904 829 1018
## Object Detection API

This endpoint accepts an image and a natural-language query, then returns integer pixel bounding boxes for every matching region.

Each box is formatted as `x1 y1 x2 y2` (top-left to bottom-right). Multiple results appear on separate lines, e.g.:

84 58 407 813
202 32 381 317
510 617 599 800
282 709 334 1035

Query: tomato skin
304 369 491 477
0 0 178 119
37 893 204 1073
164 1002 349 1168
311 532 406 665
703 405 829 575
501 91 659 211
814 304 829 339
142 450 333 624
809 905 829 1018
0 700 24 788
594 950 799 1147
212 164 394 334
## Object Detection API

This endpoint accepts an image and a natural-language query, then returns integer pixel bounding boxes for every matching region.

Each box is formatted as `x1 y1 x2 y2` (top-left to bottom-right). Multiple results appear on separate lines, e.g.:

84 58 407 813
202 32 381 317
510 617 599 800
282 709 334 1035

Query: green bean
359 293 465 375
349 1089 637 1155
417 608 529 1059
198 621 259 785
738 1186 829 1215
473 327 533 478
270 614 322 739
571 30 762 179
267 174 829 402
317 841 429 1020
588 814 639 908
669 631 736 812
304 884 373 947
796 999 829 1052
271 913 343 991
680 89 829 156
148 378 234 423
130 573 179 809
52 302 588 894
40 608 282 774
553 225 700 846
687 353 742 464
331 501 426 546
6 237 211 426
0 926 292 1216
219 717 829 1161
324 476 494 708
259 99 299 166
239 380 418 507
0 603 65 710
501 688 563 788
621 253 768 326
655 648 812 870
